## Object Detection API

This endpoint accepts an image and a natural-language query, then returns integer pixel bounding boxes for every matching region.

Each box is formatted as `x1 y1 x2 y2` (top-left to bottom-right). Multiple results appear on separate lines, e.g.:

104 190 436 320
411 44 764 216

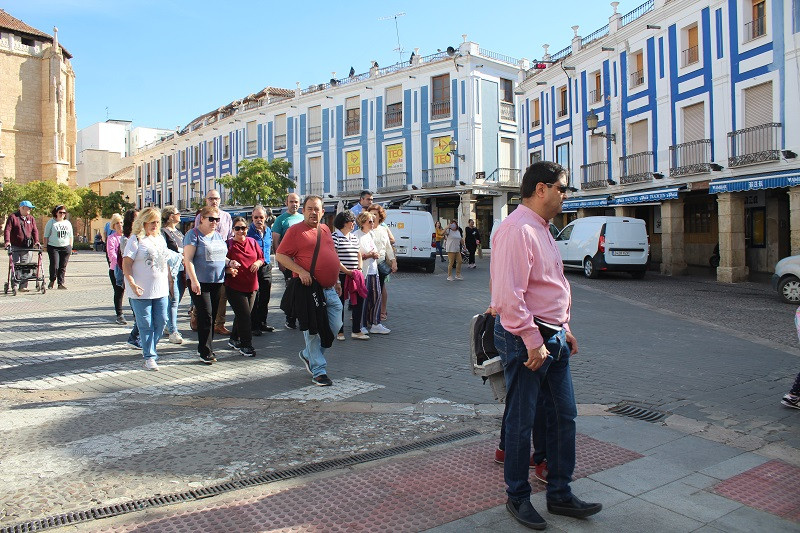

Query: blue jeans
166 270 185 334
494 318 577 503
129 296 169 360
301 287 344 378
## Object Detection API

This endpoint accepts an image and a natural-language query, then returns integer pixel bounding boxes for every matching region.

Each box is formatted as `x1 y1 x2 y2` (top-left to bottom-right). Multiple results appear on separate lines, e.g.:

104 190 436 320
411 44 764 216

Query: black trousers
466 243 477 265
227 286 256 348
190 282 222 357
109 269 124 317
47 245 71 285
282 267 295 325
339 273 364 334
251 264 272 328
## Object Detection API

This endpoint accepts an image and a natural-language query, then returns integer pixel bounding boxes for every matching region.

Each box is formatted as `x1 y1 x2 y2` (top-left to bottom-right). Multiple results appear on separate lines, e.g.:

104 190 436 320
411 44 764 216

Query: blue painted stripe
739 41 773 61
716 8 724 58
461 80 466 115
659 37 665 78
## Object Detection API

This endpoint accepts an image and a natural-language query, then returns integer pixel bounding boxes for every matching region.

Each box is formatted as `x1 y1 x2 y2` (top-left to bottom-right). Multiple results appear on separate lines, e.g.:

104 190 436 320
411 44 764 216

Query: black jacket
280 277 334 348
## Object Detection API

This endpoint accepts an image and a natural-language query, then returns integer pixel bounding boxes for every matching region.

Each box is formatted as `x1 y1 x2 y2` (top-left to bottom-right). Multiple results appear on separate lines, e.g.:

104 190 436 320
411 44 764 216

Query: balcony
304 181 325 196
728 123 782 168
487 168 521 187
620 151 654 184
422 167 457 188
274 134 287 151
531 119 541 128
557 108 568 118
682 46 699 67
377 172 408 192
345 118 360 136
500 102 516 121
744 16 766 42
589 89 602 104
177 199 189 211
340 177 364 197
308 126 321 143
385 109 403 128
431 100 451 119
630 70 644 87
246 140 257 155
670 139 711 177
580 162 609 190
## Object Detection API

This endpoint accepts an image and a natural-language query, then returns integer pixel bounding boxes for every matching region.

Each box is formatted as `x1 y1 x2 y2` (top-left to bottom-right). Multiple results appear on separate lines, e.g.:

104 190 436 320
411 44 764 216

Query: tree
101 190 134 219
71 188 103 239
217 158 294 207
0 179 25 220
21 180 78 216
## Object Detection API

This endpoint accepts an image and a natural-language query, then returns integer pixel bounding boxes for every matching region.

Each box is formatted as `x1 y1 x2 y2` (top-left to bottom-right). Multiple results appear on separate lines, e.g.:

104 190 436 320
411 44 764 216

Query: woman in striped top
332 210 366 340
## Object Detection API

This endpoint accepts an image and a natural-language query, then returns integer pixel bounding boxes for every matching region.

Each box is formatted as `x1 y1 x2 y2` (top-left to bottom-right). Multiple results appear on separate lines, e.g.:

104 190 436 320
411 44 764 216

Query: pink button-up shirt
490 204 571 350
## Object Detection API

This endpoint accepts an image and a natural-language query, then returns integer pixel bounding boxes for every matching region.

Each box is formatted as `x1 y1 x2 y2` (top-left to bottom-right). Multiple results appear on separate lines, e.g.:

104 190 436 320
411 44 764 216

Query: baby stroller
4 247 46 296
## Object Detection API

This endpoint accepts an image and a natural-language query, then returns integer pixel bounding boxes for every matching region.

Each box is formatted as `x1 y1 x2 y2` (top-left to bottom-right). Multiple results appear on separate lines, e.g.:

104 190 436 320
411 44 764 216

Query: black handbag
377 260 391 277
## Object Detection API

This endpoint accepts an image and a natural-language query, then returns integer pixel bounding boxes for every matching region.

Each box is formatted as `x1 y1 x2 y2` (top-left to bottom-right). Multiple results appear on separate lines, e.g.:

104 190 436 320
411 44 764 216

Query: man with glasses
350 190 373 216
247 205 274 334
195 190 233 335
272 193 303 329
491 161 600 530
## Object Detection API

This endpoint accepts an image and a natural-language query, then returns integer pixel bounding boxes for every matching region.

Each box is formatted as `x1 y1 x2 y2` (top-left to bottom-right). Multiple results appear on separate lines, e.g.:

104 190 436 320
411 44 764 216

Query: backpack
472 312 498 366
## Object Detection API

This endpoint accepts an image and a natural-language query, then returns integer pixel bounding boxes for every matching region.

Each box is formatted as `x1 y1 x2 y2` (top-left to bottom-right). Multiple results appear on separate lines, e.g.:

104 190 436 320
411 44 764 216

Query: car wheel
424 261 435 274
778 276 800 304
583 257 599 279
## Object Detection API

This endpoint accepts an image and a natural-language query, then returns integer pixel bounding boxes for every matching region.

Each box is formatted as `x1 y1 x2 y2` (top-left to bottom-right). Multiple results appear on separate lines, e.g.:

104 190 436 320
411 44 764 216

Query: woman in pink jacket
105 213 125 325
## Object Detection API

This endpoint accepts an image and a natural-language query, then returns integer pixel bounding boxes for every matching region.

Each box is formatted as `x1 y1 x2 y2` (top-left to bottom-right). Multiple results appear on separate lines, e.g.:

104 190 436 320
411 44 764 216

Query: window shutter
309 156 322 183
744 82 773 128
499 139 514 168
386 86 402 105
630 120 648 153
682 103 705 142
346 97 359 110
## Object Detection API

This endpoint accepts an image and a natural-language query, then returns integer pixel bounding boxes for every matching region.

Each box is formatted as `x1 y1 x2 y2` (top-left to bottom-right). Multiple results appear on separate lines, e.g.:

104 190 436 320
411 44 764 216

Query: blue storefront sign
562 197 610 210
709 173 800 194
612 187 681 205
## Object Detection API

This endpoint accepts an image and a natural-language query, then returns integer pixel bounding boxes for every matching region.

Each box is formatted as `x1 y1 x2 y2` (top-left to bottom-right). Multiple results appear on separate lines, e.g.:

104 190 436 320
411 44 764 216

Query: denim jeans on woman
128 296 168 360
494 317 577 504
301 287 343 378
166 270 186 334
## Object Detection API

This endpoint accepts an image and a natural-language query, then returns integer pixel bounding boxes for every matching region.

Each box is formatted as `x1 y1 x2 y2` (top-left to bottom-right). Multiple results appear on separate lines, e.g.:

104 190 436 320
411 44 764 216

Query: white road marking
269 378 384 401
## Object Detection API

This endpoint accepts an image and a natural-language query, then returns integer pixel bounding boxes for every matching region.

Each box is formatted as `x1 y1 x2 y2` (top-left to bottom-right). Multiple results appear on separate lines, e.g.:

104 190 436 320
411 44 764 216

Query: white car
772 255 800 304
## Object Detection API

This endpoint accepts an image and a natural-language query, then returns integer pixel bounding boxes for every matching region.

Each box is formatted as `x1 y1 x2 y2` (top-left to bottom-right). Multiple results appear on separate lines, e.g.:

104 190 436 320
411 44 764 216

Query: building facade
519 0 800 281
0 9 76 187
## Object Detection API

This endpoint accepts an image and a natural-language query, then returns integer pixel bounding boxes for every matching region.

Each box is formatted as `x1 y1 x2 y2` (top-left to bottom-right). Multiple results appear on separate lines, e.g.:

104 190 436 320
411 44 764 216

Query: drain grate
608 403 666 423
0 429 480 533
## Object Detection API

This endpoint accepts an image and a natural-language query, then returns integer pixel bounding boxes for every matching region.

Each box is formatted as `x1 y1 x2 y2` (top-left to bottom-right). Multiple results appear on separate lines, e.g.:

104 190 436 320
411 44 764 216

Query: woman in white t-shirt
353 211 390 335
43 204 74 289
122 207 172 371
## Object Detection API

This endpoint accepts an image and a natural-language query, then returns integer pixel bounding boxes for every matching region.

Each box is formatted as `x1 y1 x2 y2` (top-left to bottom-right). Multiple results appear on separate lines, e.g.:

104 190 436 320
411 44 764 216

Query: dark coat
280 277 334 348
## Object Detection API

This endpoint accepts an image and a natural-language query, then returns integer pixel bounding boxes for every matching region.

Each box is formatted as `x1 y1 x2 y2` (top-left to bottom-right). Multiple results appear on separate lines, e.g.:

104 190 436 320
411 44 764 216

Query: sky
5 0 629 131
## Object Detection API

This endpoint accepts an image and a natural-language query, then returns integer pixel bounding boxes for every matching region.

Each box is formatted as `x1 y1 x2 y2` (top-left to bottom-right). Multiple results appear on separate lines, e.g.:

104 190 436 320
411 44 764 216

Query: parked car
772 255 800 303
555 216 649 279
384 209 436 273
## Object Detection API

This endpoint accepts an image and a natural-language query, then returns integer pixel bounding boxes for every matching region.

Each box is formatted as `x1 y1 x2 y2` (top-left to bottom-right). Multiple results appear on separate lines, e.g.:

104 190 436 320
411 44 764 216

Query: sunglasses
544 183 577 193
206 216 221 223
252 216 265 219
234 226 247 231
58 211 67 215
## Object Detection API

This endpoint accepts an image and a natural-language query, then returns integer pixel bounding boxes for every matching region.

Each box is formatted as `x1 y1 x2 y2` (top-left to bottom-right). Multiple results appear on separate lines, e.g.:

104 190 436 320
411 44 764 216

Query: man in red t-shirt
276 196 344 387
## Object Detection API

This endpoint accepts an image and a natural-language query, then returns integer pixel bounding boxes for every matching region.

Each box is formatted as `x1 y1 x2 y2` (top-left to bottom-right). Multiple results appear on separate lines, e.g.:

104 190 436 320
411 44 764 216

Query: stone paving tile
712 460 800 520
639 477 743 523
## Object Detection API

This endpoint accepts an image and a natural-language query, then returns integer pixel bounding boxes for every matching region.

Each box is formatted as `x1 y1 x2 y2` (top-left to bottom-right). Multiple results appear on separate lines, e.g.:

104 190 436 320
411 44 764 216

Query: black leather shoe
547 495 602 518
506 499 547 530
261 324 275 332
251 329 262 336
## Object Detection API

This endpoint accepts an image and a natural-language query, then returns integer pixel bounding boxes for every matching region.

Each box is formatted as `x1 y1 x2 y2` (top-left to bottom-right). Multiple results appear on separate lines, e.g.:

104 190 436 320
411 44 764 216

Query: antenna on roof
378 11 406 64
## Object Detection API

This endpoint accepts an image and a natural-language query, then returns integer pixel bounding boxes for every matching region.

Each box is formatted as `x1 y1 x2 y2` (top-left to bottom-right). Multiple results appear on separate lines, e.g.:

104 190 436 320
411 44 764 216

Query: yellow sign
386 143 404 170
346 149 361 176
433 136 452 166
397 222 405 229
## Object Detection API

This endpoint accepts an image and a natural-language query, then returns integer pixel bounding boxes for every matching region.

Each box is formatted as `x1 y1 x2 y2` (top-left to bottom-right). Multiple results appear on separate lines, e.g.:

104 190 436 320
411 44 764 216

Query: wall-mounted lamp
646 24 661 30
259 112 266 115
710 163 724 171
290 105 297 108
585 111 616 143
326 96 333 99
411 184 419 190
448 140 466 162
607 178 617 185
365 86 373 90
783 150 797 159
514 89 526 95
601 46 615 52
458 181 467 186
408 75 416 79
562 66 576 71
536 81 548 86
653 172 665 179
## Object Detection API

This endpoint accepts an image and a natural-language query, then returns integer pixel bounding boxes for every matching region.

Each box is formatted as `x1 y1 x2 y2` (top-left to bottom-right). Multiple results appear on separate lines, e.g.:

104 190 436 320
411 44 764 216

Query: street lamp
585 111 616 143
448 139 465 161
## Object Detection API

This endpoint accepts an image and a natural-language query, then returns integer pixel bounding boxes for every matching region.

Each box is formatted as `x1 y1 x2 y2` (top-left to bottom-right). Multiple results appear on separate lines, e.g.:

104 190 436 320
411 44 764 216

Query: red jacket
4 211 39 247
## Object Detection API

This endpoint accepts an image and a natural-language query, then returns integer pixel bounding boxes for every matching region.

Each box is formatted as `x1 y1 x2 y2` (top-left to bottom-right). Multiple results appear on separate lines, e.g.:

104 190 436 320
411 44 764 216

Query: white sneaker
446 276 454 281
351 332 370 340
370 324 391 335
361 327 369 335
144 358 159 371
455 275 463 280
169 331 184 344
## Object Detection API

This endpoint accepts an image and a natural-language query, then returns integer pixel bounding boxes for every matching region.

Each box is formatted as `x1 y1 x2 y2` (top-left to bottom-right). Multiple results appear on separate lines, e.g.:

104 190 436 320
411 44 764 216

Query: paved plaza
0 251 798 532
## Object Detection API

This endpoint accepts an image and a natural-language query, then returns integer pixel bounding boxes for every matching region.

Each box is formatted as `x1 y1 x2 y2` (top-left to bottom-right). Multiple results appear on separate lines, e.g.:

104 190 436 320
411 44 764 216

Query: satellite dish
446 46 456 57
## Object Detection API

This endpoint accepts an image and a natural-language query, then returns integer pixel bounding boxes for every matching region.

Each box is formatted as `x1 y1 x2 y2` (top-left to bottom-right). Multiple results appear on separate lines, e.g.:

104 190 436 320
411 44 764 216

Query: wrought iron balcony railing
377 172 408 192
308 126 322 143
500 102 516 121
304 181 325 197
431 100 451 119
620 151 654 184
557 108 568 118
385 109 403 128
744 16 766 42
246 140 258 155
486 168 521 187
670 139 711 177
531 119 541 128
589 89 602 104
728 123 782 168
580 161 608 189
630 70 644 87
682 46 699 66
345 118 360 136
421 167 456 188
339 177 364 197
274 134 287 151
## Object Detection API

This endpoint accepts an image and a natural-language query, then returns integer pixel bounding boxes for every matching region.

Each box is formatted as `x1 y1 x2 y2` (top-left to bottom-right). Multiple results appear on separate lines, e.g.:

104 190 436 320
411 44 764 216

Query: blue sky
6 0 628 130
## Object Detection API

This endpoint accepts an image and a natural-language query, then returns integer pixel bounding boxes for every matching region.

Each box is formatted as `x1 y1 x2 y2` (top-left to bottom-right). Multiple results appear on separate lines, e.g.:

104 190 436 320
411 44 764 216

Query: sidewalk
41 406 799 533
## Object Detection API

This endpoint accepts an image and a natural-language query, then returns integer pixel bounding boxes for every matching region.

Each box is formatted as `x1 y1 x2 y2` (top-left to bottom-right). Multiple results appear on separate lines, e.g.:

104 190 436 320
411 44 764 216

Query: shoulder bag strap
309 227 322 279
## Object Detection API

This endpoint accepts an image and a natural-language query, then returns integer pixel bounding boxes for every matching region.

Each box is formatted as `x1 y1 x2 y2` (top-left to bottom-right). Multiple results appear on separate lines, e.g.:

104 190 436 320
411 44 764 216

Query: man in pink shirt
491 161 601 529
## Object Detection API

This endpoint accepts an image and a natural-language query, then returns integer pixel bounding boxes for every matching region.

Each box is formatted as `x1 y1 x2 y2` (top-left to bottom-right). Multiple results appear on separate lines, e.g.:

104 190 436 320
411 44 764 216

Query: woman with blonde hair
354 211 390 335
122 207 172 370
366 204 397 322
106 213 126 324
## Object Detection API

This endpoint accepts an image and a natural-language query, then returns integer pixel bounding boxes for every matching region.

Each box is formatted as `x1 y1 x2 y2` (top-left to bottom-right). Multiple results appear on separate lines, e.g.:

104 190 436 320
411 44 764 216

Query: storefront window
685 201 713 233
745 207 766 248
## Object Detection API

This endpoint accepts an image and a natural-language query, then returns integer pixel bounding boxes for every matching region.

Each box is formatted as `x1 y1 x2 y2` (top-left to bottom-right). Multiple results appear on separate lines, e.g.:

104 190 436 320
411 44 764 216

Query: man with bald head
194 190 233 334
272 192 303 329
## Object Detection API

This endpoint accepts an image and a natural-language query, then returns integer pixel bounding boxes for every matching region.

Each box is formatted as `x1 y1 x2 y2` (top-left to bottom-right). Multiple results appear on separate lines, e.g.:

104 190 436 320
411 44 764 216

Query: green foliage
11 180 77 216
217 158 294 207
71 188 103 238
101 191 134 219
0 179 25 218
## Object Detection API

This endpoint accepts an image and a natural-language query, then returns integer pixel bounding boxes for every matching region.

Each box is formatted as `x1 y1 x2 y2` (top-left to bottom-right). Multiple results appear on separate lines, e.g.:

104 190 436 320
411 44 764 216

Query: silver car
772 255 800 304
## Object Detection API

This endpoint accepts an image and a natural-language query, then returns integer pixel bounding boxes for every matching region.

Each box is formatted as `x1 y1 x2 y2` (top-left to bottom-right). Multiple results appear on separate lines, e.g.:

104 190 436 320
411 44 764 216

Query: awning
709 172 800 194
562 196 610 210
611 186 683 205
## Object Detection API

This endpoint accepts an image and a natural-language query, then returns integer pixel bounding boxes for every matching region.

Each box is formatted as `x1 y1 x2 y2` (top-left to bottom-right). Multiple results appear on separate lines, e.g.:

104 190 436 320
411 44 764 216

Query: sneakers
227 338 241 350
494 448 505 464
337 332 346 341
285 320 297 330
169 331 183 344
351 332 370 340
370 324 391 335
312 374 333 386
455 275 464 280
534 461 549 484
239 345 256 357
260 323 275 332
251 329 262 337
115 315 128 326
199 352 216 365
360 327 369 335
127 337 142 349
144 358 159 371
446 276 454 281
782 392 800 409
298 351 312 374
57 284 67 290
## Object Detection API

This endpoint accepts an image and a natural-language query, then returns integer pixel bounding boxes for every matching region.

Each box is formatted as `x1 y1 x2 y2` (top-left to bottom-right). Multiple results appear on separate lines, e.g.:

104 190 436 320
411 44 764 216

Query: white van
384 209 437 273
555 216 649 278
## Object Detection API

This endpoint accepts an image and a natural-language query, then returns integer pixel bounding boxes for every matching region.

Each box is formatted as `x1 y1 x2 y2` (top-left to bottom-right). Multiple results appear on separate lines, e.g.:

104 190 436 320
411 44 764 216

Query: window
746 206 766 247
431 74 451 119
307 155 323 195
274 114 287 150
222 135 230 159
557 86 568 117
192 145 200 167
500 78 515 121
556 142 570 182
630 120 649 154
744 81 773 127
136 166 142 187
207 140 214 163
746 0 767 41
630 51 644 87
345 97 360 136
499 138 515 171
682 102 705 142
155 159 161 182
166 154 173 180
307 106 321 143
146 162 151 185
529 150 542 165
246 120 258 155
385 85 403 128
683 25 699 66
531 98 541 127
180 150 186 171
684 201 713 233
